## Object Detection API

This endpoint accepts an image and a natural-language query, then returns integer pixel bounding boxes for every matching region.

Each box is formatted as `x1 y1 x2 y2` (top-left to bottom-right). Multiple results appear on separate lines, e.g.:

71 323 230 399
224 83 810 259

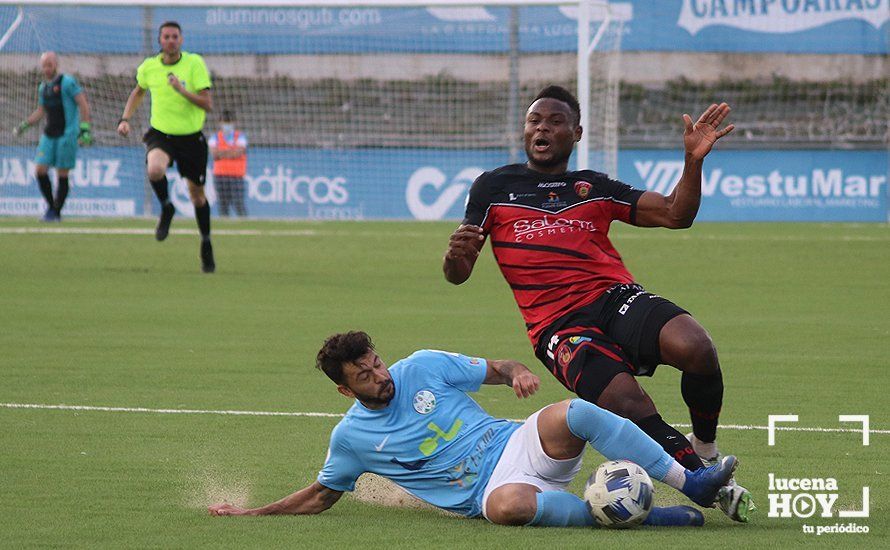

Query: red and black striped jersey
463 164 644 347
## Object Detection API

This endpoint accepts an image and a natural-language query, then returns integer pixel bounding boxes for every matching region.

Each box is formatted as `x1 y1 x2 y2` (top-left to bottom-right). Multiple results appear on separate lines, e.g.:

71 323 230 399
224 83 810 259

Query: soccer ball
584 460 654 528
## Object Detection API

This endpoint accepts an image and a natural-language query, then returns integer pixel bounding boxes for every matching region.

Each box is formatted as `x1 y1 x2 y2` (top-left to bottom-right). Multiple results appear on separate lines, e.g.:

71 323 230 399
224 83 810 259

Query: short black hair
158 21 182 36
316 331 375 385
221 109 235 122
533 85 581 126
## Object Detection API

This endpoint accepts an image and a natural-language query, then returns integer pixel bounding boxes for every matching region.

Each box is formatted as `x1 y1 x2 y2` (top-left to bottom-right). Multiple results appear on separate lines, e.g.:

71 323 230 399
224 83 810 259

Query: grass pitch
1 218 887 549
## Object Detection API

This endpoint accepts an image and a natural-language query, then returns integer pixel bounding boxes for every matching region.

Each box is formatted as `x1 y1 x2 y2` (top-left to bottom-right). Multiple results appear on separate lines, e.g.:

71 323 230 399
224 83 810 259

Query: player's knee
146 166 166 181
189 188 207 207
35 166 48 177
486 492 537 526
674 330 719 375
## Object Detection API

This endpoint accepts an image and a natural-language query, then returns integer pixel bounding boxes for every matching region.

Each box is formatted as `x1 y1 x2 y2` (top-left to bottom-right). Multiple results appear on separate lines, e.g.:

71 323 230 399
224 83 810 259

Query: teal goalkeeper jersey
317 350 520 517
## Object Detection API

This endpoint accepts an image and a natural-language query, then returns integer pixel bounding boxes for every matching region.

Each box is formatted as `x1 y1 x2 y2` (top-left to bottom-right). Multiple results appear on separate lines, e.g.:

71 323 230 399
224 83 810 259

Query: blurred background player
208 110 248 217
117 21 215 273
13 51 92 222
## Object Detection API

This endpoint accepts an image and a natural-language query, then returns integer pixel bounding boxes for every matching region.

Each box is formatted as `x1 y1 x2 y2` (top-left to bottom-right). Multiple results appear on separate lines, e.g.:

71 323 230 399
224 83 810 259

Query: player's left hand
167 73 184 93
683 103 734 160
512 371 540 399
208 503 249 516
77 122 93 147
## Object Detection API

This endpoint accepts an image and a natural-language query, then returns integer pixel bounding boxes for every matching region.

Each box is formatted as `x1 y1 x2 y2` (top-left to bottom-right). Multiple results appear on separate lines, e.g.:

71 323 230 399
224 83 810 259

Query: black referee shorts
535 283 688 402
143 127 208 185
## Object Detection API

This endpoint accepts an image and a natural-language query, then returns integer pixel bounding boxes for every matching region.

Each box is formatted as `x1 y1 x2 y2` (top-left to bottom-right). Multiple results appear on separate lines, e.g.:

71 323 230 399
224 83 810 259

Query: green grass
1 218 887 548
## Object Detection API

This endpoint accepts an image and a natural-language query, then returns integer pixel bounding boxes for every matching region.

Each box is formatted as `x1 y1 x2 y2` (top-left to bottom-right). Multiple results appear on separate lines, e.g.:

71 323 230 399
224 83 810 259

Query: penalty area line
1 403 888 435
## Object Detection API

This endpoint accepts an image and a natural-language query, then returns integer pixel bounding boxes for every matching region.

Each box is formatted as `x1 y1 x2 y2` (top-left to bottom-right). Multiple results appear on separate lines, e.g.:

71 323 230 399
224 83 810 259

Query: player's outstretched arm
483 359 540 399
209 481 343 517
443 224 485 284
118 86 146 137
634 103 734 229
13 106 44 136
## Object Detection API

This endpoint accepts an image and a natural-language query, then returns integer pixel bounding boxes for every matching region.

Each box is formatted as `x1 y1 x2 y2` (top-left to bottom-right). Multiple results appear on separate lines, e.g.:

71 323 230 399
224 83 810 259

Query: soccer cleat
686 432 720 465
642 505 704 527
155 202 175 241
682 455 738 508
41 208 60 222
201 239 215 273
715 479 756 523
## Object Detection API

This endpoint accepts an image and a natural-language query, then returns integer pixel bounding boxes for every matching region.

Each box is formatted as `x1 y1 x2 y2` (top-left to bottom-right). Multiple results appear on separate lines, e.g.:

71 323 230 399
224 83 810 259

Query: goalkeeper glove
13 121 30 136
78 121 93 146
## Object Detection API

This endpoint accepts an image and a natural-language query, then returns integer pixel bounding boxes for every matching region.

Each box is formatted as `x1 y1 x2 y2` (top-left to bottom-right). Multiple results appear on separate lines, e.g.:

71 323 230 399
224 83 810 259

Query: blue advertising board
2 1 886 54
2 146 886 222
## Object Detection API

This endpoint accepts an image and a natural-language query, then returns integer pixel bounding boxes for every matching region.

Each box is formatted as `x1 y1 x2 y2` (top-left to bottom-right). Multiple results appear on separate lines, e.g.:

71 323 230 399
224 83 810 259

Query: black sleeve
462 171 494 227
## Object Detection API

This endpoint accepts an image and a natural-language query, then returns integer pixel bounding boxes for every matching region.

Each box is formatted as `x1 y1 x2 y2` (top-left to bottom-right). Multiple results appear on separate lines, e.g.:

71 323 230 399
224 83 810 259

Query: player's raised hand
117 120 130 137
683 103 734 160
512 371 540 399
208 503 250 516
445 224 485 260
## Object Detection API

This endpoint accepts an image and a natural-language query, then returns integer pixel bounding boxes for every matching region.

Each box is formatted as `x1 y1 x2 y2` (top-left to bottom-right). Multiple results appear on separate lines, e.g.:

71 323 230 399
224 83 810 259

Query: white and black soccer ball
584 460 654 528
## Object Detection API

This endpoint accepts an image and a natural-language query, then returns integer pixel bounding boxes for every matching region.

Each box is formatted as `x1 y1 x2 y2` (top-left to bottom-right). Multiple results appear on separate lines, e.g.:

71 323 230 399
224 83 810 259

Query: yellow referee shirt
136 51 212 135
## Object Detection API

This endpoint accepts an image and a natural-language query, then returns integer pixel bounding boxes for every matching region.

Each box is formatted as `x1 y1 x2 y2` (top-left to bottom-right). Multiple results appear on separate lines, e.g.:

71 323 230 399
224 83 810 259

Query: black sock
636 413 704 470
150 176 170 205
53 176 69 213
37 173 53 207
195 202 211 239
681 371 724 444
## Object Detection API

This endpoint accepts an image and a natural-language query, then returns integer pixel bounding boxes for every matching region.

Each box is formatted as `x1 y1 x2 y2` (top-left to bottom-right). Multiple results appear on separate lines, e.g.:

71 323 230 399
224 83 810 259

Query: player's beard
355 380 395 407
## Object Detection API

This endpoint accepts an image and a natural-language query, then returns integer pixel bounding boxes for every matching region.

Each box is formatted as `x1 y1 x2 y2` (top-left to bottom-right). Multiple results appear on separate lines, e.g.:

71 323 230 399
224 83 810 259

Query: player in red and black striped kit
443 86 753 522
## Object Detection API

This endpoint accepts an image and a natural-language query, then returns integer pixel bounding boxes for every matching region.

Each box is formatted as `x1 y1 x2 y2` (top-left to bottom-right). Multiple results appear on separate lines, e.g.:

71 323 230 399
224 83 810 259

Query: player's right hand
12 121 30 136
445 224 485 260
117 120 130 137
208 503 250 516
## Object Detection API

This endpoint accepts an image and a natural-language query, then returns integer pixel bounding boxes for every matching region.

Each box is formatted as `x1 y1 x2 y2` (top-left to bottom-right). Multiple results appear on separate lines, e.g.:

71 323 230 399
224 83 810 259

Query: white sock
691 434 719 459
661 461 687 491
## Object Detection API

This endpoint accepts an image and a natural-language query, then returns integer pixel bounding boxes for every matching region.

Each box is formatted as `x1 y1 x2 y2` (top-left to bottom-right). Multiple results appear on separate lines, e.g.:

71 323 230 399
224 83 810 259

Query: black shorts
143 128 208 185
535 283 688 402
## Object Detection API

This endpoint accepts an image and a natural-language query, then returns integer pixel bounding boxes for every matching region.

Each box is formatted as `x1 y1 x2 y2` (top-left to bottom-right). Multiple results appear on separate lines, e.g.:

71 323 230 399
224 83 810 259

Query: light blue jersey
317 350 521 517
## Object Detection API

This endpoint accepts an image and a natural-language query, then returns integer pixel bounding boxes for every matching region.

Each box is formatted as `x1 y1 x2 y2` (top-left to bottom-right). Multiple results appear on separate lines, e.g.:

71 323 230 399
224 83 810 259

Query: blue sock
566 398 675 481
527 491 595 527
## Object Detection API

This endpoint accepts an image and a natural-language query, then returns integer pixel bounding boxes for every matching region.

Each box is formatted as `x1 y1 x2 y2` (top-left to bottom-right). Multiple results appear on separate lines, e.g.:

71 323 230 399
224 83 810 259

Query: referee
118 21 215 273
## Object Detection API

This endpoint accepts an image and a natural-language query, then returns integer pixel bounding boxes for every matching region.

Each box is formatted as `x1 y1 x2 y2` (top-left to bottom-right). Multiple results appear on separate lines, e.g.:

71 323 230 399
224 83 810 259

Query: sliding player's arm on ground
117 85 146 136
208 481 343 516
634 103 734 229
483 359 541 399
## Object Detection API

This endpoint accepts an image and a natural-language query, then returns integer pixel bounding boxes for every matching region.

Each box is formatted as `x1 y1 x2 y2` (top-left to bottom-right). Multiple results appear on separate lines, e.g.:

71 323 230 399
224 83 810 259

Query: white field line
2 402 888 435
0 226 888 242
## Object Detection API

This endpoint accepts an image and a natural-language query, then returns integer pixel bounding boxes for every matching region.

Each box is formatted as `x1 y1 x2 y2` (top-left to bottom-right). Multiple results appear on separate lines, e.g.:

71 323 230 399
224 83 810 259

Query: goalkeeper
13 51 92 221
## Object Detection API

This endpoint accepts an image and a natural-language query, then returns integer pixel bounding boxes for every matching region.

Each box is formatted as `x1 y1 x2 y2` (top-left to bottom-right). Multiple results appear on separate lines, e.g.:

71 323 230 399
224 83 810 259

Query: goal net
0 0 623 220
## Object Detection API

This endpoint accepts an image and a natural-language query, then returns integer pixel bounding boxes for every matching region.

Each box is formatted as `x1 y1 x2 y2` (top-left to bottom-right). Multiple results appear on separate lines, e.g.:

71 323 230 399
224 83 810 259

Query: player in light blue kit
13 51 92 221
209 331 740 527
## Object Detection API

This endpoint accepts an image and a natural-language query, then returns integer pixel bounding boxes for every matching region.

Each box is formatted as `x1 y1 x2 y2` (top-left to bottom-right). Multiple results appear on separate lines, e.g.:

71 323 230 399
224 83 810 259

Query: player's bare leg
659 314 754 522
188 179 214 273
147 148 175 241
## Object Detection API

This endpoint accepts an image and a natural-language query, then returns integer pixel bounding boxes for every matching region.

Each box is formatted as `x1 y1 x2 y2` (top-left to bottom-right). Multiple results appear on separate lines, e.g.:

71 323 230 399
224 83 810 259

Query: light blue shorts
35 132 79 169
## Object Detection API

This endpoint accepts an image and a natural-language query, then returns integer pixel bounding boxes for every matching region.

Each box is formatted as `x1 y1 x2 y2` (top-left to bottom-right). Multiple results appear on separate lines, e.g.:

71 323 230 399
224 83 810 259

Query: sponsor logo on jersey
537 181 566 188
542 191 567 209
